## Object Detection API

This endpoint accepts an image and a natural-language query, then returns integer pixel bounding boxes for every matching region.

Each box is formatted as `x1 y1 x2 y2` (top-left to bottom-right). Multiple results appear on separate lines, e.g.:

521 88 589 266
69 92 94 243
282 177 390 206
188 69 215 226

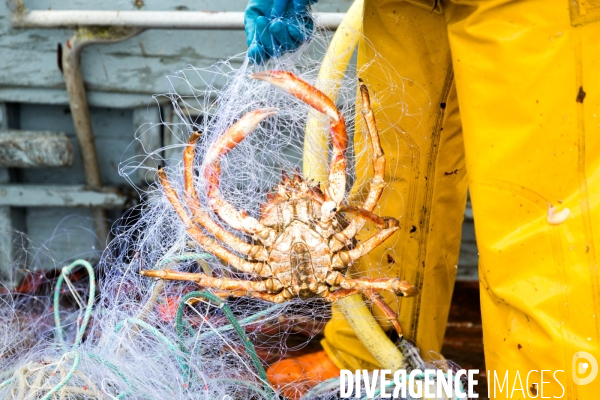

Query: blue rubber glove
245 0 318 64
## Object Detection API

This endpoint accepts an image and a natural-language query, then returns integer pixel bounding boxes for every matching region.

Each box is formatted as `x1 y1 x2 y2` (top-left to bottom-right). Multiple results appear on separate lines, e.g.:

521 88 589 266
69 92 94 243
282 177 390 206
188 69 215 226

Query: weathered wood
19 104 136 186
0 87 159 108
62 28 141 246
0 130 73 167
0 104 13 284
0 185 127 208
132 106 161 183
0 0 353 104
161 102 180 162
0 0 356 266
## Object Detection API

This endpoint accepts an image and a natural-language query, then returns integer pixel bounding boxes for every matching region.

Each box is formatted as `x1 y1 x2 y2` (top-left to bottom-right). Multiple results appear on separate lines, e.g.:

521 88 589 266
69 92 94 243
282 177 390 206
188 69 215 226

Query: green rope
114 318 188 377
41 260 94 399
0 378 13 390
40 351 80 400
300 377 340 399
88 352 137 399
0 367 16 382
0 260 94 399
197 303 283 341
1 256 277 399
175 291 272 395
88 352 131 385
54 259 96 351
217 378 273 399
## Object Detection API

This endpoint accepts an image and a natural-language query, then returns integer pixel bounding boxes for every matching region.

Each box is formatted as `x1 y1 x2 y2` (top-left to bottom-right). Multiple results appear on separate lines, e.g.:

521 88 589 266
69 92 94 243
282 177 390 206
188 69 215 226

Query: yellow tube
302 0 363 184
303 0 404 371
336 295 405 371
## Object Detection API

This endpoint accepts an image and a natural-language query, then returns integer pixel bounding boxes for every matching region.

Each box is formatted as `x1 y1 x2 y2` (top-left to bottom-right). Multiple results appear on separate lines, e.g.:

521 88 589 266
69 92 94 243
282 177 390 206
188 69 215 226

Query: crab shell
258 172 352 299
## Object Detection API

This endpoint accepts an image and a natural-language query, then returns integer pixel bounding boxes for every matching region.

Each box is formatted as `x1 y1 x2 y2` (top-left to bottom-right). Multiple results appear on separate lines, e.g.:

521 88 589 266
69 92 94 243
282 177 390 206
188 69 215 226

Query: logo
572 351 598 385
339 369 479 398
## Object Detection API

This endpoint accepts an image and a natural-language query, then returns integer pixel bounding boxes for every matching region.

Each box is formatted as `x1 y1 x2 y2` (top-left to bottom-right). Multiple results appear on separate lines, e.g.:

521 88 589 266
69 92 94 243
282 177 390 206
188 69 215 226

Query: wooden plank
0 130 73 167
0 0 353 101
24 207 101 265
132 106 161 183
0 185 127 207
18 104 137 187
0 87 161 108
0 104 12 283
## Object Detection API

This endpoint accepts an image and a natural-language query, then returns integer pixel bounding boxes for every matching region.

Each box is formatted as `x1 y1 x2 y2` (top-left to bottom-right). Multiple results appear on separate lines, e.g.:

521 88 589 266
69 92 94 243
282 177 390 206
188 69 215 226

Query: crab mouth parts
298 288 314 299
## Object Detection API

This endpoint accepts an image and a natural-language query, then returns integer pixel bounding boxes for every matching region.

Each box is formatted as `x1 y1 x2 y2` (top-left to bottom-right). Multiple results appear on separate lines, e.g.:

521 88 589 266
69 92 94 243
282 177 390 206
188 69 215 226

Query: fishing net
0 14 467 400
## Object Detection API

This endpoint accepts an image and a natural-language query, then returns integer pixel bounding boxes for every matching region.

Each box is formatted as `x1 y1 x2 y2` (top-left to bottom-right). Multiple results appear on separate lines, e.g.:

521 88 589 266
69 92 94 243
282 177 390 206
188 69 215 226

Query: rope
197 303 283 341
175 290 273 396
88 352 138 399
113 317 188 377
300 377 341 399
5 257 277 399
1 260 93 399
53 259 96 351
217 378 273 399
39 352 80 400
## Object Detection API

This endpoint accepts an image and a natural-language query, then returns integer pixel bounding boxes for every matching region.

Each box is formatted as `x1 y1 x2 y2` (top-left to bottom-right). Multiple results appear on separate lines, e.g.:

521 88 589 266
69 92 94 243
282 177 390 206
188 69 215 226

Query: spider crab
141 71 417 338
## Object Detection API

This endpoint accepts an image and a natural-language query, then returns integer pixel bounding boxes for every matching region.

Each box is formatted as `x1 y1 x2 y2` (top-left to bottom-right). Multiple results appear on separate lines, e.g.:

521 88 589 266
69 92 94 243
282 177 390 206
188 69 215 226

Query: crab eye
331 207 337 212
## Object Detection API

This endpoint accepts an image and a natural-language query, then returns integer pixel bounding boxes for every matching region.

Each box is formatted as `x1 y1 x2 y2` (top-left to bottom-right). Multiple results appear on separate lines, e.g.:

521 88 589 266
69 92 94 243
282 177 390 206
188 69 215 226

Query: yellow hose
303 0 364 183
303 0 405 371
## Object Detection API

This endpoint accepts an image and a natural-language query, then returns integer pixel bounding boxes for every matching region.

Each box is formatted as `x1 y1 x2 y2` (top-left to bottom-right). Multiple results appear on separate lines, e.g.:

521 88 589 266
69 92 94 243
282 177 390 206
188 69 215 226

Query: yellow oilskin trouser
322 1 600 398
322 0 467 370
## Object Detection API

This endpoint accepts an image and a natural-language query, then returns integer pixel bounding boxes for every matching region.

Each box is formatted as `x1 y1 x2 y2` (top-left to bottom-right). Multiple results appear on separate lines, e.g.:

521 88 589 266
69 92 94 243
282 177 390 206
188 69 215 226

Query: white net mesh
0 17 466 399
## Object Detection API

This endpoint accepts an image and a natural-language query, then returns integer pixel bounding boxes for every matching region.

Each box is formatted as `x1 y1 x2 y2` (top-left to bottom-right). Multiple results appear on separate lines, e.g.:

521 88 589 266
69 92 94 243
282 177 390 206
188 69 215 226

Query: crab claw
206 107 278 161
250 70 348 206
250 71 340 122
390 278 418 297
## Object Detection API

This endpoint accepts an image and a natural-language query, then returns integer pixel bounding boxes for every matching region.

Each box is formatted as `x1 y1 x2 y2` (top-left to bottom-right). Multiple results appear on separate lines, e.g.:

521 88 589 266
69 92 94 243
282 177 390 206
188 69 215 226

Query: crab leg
357 79 387 211
320 288 359 302
182 132 268 261
331 80 387 252
141 269 270 292
335 206 391 228
242 290 294 303
204 109 279 245
331 218 400 269
141 270 293 302
250 70 348 206
362 288 405 340
209 290 294 303
327 271 417 298
156 167 271 277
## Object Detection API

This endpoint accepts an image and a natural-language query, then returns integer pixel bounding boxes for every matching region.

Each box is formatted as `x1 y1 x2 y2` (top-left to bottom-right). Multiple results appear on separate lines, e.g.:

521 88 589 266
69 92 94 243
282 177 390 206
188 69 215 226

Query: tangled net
0 18 466 400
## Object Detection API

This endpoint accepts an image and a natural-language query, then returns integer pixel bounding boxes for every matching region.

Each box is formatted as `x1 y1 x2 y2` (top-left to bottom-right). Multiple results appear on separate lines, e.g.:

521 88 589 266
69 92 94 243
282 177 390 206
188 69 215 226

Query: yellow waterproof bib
323 0 467 369
323 1 600 397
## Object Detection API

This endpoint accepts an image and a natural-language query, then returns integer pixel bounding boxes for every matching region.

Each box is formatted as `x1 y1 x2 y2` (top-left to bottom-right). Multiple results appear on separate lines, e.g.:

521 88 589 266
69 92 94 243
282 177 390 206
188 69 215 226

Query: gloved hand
245 0 318 64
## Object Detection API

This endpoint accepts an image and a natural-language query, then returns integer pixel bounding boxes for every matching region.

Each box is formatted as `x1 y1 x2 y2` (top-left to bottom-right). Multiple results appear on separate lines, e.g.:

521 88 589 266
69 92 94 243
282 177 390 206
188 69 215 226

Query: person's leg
445 0 600 397
321 0 467 370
